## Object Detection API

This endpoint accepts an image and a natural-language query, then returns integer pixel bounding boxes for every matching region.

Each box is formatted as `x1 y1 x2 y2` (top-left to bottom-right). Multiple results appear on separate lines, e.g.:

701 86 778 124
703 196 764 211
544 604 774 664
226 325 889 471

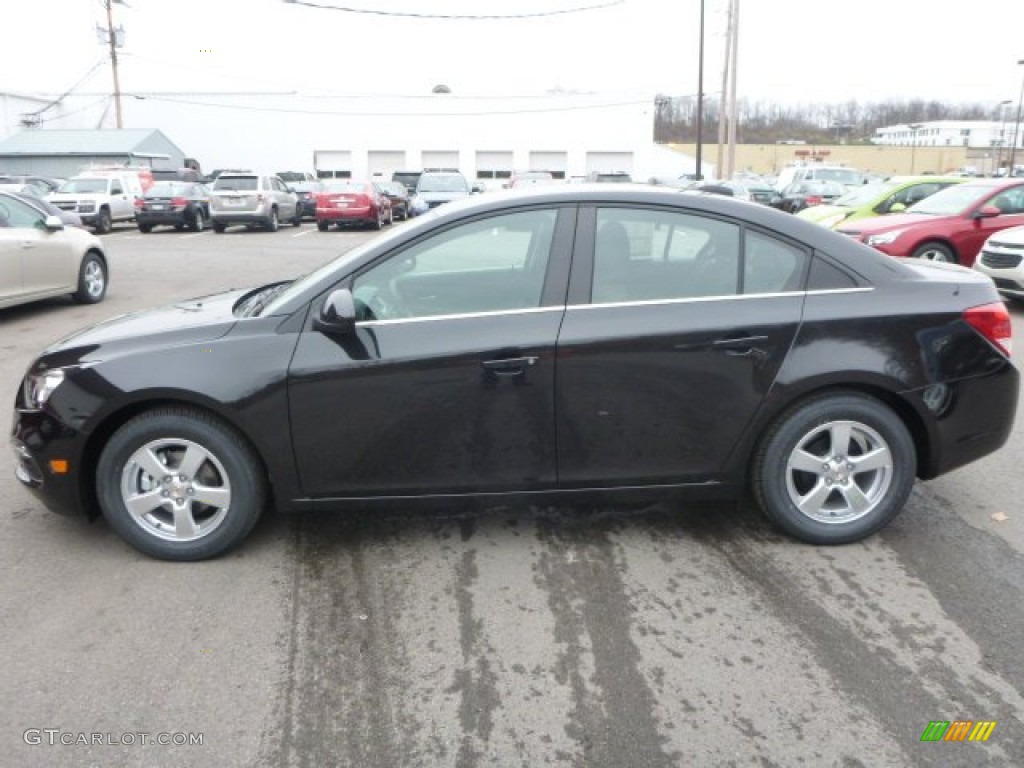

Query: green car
796 175 966 229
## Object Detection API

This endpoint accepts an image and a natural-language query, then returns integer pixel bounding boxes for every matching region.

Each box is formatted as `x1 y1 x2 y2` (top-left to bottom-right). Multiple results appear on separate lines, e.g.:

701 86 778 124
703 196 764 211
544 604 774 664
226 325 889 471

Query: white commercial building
873 120 1022 152
4 90 707 183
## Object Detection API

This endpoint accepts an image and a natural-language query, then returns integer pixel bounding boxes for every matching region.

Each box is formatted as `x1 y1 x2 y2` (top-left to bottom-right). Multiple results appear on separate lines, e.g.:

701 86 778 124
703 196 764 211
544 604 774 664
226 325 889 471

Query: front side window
592 208 741 302
0 195 46 228
352 209 557 321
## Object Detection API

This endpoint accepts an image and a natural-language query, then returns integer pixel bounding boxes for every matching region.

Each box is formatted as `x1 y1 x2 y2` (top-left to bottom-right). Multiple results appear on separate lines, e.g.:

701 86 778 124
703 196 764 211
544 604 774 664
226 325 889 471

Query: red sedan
315 180 393 231
837 179 1024 266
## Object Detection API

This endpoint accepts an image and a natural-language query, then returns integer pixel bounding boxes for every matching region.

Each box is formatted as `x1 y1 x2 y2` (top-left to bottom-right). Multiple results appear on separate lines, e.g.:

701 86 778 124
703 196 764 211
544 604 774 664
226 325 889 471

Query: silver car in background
209 173 301 233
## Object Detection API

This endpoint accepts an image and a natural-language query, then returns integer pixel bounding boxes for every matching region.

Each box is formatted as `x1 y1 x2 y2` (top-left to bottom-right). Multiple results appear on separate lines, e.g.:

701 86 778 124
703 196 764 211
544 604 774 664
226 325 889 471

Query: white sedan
0 191 108 310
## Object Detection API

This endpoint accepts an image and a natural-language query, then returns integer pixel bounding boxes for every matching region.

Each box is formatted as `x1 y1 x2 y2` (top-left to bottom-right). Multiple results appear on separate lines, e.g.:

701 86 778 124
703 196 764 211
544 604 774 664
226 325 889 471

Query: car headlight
23 369 65 409
866 230 904 246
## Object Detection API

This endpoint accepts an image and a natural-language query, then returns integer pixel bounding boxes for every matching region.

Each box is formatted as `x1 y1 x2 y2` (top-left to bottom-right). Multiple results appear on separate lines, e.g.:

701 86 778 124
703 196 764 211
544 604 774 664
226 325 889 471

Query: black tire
71 251 107 304
96 408 266 561
191 208 205 232
291 208 301 227
94 208 112 235
213 221 226 233
387 208 394 226
266 208 279 232
911 241 956 263
372 210 383 230
138 224 153 234
317 219 329 232
752 392 916 545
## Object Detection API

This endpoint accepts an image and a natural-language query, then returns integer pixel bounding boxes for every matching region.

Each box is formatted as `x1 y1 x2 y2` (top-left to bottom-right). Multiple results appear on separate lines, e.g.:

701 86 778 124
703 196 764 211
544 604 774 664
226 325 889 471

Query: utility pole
725 0 740 178
716 0 733 177
1009 59 1024 175
104 0 124 128
694 0 705 180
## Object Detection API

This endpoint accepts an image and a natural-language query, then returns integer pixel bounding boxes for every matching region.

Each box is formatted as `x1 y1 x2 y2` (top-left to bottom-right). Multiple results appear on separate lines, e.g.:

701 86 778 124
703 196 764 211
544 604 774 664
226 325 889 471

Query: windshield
812 168 863 185
909 184 996 215
214 176 258 191
146 182 193 197
417 175 468 193
277 172 308 182
58 178 108 194
834 180 900 207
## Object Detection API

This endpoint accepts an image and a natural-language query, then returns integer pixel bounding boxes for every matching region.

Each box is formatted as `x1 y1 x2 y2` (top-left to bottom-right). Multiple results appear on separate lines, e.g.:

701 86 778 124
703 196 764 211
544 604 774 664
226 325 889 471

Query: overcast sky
5 0 1023 109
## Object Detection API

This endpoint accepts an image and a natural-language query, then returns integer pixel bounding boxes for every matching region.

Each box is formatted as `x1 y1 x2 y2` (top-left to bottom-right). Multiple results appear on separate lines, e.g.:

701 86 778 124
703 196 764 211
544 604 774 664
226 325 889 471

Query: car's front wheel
752 392 915 545
72 252 107 304
266 208 279 232
911 241 956 263
96 408 266 561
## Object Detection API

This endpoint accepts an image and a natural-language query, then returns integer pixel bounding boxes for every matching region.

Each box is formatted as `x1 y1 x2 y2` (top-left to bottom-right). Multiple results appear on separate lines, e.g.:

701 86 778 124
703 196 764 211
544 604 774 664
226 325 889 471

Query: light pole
908 123 922 174
995 99 1012 175
695 0 705 180
1008 59 1024 176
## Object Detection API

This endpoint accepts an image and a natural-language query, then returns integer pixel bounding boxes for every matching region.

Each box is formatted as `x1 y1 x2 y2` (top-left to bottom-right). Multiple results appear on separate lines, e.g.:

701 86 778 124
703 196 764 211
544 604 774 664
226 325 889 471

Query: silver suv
210 173 300 232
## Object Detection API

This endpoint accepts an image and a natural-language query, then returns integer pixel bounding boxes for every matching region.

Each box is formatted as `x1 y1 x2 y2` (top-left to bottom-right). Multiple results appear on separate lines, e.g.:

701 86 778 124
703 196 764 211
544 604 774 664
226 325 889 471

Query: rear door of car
287 205 575 497
554 204 808 487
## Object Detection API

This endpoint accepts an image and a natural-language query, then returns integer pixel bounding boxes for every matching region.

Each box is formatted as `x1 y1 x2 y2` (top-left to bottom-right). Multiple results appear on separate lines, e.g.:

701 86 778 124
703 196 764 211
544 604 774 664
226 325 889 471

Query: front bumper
11 407 90 517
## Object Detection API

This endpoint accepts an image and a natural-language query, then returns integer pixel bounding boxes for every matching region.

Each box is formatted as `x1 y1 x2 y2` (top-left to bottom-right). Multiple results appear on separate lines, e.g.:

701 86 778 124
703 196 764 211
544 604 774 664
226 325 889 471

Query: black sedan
11 186 1018 560
774 180 846 214
135 181 211 232
289 180 323 220
375 179 412 220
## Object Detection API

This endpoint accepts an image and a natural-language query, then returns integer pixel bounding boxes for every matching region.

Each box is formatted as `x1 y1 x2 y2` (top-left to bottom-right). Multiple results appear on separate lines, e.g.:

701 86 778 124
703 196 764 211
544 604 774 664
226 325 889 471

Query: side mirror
43 215 64 231
313 288 356 334
888 202 907 213
973 206 1001 219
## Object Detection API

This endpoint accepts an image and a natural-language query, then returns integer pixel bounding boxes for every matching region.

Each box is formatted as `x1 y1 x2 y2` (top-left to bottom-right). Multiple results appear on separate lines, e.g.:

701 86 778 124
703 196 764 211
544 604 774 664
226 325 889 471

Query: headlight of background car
22 369 65 409
866 230 904 247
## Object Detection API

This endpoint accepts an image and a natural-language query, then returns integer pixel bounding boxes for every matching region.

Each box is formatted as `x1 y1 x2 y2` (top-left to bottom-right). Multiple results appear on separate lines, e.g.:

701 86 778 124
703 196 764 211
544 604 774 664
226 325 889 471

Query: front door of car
555 205 807 487
0 195 72 298
959 184 1024 259
109 179 132 219
288 206 574 497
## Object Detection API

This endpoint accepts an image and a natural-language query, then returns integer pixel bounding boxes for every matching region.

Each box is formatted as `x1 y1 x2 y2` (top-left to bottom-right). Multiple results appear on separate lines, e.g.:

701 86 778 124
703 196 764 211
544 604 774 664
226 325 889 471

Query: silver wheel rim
120 438 232 542
83 260 105 297
195 210 204 230
784 420 893 525
917 247 952 262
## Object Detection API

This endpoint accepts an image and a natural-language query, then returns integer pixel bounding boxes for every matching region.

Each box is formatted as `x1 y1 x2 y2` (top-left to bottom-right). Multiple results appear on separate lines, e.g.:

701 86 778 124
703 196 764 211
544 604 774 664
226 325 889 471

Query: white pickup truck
49 174 139 234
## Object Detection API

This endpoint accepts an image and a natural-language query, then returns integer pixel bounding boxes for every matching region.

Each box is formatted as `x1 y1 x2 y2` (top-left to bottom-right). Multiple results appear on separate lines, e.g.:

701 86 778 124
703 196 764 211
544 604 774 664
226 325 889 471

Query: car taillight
357 195 370 207
134 197 144 209
171 197 188 208
805 195 823 207
964 302 1012 357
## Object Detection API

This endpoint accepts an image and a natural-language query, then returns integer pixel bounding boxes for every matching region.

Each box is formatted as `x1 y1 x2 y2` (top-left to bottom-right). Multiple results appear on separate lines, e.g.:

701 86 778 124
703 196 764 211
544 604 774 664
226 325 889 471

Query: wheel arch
742 382 934 484
908 236 959 262
79 397 274 520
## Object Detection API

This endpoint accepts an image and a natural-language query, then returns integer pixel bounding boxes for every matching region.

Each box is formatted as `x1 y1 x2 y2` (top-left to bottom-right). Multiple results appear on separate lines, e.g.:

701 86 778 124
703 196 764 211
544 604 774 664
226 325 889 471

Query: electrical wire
22 59 108 117
281 0 624 19
126 92 650 117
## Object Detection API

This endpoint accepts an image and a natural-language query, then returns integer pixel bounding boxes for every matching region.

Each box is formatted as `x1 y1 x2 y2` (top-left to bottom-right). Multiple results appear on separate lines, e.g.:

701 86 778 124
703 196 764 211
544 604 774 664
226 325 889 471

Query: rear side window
807 256 859 290
743 231 808 294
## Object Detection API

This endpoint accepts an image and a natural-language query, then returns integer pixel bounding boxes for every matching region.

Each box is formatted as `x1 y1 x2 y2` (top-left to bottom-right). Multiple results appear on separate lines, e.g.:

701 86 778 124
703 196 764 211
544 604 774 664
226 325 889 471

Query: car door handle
712 334 770 355
482 356 538 376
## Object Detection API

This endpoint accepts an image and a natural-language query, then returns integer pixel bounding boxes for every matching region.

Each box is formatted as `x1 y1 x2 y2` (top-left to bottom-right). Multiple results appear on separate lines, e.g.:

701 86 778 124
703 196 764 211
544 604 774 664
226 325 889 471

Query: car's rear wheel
317 219 328 232
192 208 205 232
752 392 915 544
291 208 301 227
72 252 107 304
266 208 279 232
213 221 226 233
138 224 153 233
94 208 112 235
96 408 266 561
911 241 956 263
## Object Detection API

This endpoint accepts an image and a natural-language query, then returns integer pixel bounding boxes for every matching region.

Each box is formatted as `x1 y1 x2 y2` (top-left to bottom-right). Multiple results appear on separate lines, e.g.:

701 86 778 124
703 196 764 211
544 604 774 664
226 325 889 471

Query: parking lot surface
2 222 1022 767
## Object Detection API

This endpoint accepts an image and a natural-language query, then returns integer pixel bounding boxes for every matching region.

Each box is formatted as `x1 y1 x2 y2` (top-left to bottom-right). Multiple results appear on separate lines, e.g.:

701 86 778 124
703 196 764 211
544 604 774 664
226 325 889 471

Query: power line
281 0 624 19
127 92 651 117
22 59 108 117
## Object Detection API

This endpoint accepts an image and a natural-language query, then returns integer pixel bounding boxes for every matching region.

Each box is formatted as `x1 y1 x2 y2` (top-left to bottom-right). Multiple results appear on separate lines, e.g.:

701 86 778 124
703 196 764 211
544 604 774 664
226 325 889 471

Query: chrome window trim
567 287 875 311
356 305 565 327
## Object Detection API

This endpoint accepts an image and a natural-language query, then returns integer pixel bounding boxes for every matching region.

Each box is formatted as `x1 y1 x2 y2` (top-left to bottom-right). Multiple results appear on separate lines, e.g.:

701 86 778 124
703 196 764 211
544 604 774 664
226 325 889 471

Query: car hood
796 204 851 223
36 289 248 368
986 225 1024 246
838 212 944 234
50 192 109 201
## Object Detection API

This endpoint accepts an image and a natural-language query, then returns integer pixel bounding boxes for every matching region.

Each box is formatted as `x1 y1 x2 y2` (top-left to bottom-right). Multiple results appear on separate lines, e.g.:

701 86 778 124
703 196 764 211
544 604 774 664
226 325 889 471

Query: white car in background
973 225 1024 303
0 191 108 310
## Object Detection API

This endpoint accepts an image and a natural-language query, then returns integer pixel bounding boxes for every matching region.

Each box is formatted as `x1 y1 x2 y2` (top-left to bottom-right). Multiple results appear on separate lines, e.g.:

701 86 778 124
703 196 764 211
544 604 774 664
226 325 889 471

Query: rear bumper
136 210 190 226
317 206 375 224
